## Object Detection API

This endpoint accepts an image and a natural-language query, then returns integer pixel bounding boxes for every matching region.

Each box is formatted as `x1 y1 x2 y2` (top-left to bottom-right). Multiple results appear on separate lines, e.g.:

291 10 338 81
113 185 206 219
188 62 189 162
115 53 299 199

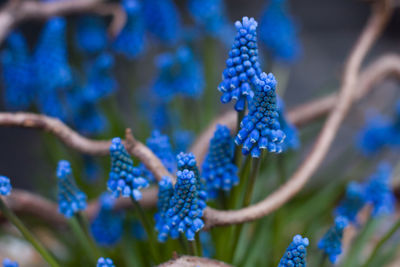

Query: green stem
233 110 245 167
69 216 99 263
0 198 61 267
188 240 198 256
179 234 190 254
195 233 203 257
228 156 252 210
361 218 400 267
76 213 101 258
319 253 328 267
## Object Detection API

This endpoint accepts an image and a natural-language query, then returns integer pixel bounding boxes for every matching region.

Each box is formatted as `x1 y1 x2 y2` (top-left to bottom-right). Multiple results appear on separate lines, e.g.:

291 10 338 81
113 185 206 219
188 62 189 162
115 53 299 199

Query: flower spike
154 176 174 242
318 216 348 263
335 182 366 224
0 176 12 196
278 234 309 267
2 259 18 267
97 257 115 267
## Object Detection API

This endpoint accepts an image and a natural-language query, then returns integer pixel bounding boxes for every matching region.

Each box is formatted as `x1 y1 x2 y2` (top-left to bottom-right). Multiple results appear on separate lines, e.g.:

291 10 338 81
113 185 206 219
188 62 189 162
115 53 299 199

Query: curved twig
158 256 231 267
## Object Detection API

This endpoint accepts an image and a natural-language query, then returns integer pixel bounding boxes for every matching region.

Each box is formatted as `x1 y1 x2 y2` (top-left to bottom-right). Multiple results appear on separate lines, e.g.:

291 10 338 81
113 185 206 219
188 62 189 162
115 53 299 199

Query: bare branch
158 256 231 267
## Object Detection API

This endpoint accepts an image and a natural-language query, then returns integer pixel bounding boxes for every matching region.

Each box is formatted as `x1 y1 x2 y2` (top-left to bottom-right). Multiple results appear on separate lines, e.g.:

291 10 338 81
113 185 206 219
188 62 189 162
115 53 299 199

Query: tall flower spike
75 16 108 54
218 16 262 111
154 176 174 242
278 234 309 267
363 162 396 217
2 259 18 267
259 0 301 62
97 257 115 267
57 160 87 218
235 72 285 157
202 124 238 194
1 32 33 110
0 176 12 196
108 138 149 200
335 182 366 224
318 216 348 263
112 0 145 59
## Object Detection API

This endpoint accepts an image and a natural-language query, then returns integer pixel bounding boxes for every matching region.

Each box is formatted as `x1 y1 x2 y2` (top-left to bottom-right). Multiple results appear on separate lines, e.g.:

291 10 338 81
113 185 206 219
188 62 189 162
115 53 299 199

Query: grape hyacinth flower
278 234 309 267
357 113 391 156
91 192 124 247
2 259 18 267
108 138 149 200
1 32 33 110
318 216 348 263
235 73 286 157
277 97 300 151
0 176 12 196
259 0 301 62
173 130 195 153
75 16 108 54
97 257 115 267
57 160 87 218
143 0 181 44
113 0 145 59
364 163 396 217
202 124 238 194
154 176 174 242
335 182 366 224
218 17 262 111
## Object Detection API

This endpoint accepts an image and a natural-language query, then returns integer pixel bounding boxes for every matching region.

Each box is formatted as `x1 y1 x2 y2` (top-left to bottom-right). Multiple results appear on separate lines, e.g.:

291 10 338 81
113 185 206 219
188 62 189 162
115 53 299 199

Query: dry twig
158 256 232 267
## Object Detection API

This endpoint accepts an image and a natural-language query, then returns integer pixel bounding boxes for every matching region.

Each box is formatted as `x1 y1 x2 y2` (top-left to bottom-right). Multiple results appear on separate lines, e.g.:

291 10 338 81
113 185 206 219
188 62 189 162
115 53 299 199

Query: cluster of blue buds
277 97 300 151
335 182 366 224
143 0 181 44
259 0 301 62
235 73 286 157
318 216 348 263
278 234 309 267
218 17 262 111
202 124 238 194
113 0 145 59
97 257 115 267
75 16 108 54
2 259 18 267
154 176 174 242
57 160 87 218
108 138 149 200
153 46 204 101
91 192 124 247
1 32 33 110
0 176 12 196
140 130 176 182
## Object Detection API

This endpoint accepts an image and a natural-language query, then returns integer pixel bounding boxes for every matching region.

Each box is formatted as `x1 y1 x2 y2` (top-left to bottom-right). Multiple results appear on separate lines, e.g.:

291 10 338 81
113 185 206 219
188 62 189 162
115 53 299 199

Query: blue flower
57 160 87 218
2 259 18 267
112 0 145 59
140 130 176 182
202 124 238 193
278 234 309 267
199 231 215 257
131 220 147 241
97 257 115 267
277 97 300 151
357 113 391 156
143 0 181 44
152 46 204 101
91 192 124 247
318 216 348 263
335 182 366 224
364 162 396 217
108 138 149 200
75 16 108 54
154 176 174 242
259 0 301 62
1 32 33 110
173 130 195 153
218 16 262 111
0 176 12 196
235 72 286 157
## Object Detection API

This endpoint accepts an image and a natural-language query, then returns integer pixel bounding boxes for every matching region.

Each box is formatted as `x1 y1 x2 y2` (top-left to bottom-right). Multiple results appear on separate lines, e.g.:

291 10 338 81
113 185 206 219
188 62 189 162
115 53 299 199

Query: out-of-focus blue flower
1 32 33 110
140 130 176 182
187 0 229 37
91 192 124 247
2 259 18 267
108 138 149 200
154 176 174 242
235 72 285 157
113 0 145 59
202 124 238 194
277 97 300 151
0 176 12 196
335 182 366 224
57 160 87 218
318 216 348 263
143 0 181 44
131 220 147 241
278 234 309 267
364 162 396 217
152 46 204 101
218 17 262 111
200 231 215 258
357 114 391 156
75 16 108 54
173 130 195 153
83 156 102 183
97 257 115 267
259 0 301 62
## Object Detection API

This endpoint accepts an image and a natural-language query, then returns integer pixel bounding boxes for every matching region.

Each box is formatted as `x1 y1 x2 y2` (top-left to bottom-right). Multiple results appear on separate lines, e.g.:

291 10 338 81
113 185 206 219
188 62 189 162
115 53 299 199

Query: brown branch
158 256 231 267
0 0 125 45
203 0 393 228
